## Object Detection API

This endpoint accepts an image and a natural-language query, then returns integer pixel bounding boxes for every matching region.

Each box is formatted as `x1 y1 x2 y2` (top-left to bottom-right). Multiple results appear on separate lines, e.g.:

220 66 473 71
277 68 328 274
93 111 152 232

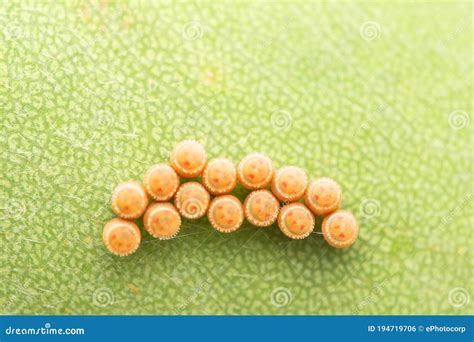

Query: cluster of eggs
103 140 359 256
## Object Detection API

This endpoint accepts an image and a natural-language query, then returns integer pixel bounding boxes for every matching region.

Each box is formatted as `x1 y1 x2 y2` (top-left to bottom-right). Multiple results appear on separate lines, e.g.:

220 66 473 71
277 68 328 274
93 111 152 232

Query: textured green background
1 1 472 315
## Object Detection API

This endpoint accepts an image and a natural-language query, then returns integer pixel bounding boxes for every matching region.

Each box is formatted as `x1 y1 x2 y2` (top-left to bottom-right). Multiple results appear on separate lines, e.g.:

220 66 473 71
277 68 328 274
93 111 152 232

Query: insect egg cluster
103 140 359 256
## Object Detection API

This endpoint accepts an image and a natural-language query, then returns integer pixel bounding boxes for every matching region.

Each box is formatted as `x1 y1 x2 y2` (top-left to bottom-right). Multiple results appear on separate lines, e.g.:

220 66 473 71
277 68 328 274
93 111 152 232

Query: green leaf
1 1 472 315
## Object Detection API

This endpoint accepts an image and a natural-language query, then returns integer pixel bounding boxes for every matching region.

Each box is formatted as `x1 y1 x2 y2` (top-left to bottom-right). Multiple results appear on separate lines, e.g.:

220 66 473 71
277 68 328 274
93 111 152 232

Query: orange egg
111 181 149 219
102 218 141 256
304 178 342 215
202 158 237 195
237 153 274 190
170 140 207 178
243 190 279 227
271 166 308 202
322 210 359 249
207 195 244 233
174 182 210 219
143 164 180 201
143 202 181 240
277 203 314 239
